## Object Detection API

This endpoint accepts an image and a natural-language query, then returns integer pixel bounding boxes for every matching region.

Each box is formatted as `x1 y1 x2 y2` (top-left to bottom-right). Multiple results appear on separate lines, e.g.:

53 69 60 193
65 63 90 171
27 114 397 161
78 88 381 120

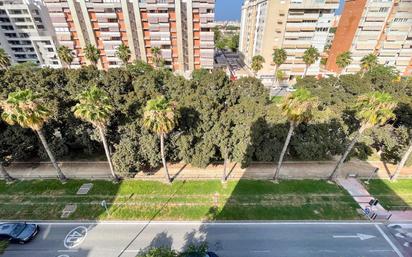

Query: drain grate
61 204 77 218
77 183 93 195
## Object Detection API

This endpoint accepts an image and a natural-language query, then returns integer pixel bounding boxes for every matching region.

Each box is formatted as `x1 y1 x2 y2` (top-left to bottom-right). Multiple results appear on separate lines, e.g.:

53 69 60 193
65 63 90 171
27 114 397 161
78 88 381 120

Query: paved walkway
2 160 412 180
337 178 412 221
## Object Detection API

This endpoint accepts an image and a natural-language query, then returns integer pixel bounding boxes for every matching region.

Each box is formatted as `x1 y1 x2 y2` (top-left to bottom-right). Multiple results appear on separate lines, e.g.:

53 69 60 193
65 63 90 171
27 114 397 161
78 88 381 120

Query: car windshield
10 223 26 237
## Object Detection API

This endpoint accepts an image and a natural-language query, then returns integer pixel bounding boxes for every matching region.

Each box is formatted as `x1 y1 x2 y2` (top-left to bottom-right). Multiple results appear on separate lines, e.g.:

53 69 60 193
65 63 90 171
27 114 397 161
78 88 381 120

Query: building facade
0 0 215 73
239 0 339 80
326 0 412 76
0 0 61 68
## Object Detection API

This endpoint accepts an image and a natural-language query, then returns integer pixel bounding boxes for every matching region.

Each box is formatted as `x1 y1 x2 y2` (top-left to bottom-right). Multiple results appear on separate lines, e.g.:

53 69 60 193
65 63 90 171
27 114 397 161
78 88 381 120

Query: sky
215 0 345 21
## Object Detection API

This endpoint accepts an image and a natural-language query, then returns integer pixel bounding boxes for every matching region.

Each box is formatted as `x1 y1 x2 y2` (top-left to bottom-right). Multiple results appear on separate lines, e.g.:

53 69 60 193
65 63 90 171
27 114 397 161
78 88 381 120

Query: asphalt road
2 222 410 257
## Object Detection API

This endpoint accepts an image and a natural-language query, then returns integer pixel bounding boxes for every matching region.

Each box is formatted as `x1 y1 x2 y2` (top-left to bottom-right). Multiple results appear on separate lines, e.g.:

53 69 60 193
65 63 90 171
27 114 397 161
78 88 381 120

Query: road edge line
375 224 404 257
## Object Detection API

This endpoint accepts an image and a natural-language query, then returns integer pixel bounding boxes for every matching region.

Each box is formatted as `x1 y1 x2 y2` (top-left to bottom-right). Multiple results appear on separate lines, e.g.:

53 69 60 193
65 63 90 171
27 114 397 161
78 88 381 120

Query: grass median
364 179 412 210
0 179 361 220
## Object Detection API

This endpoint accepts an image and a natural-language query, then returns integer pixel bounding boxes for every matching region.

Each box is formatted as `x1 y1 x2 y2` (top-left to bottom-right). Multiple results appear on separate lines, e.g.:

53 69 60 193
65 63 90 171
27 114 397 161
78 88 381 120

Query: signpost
101 200 110 216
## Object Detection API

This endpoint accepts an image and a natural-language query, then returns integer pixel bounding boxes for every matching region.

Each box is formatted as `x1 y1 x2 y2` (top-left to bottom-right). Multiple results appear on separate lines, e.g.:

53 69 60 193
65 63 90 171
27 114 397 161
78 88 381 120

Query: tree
251 55 265 76
336 51 352 75
227 34 239 52
273 88 318 179
0 89 67 182
84 43 100 66
272 48 287 82
0 48 11 70
143 96 177 183
57 46 74 68
302 46 320 77
73 85 119 181
116 43 131 66
151 47 164 68
329 92 396 180
391 137 412 181
360 53 378 76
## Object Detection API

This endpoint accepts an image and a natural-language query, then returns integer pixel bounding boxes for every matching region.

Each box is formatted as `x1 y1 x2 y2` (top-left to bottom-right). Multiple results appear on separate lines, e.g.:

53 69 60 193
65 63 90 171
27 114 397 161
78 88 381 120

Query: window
47 48 54 52
34 17 42 22
37 24 44 29
394 18 408 22
1 25 13 30
19 33 29 38
0 17 10 22
107 18 118 23
379 7 389 12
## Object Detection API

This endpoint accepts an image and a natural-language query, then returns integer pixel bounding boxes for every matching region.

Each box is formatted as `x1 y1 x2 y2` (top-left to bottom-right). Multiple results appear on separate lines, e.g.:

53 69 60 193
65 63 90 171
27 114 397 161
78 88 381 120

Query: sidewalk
1 160 412 180
337 178 412 221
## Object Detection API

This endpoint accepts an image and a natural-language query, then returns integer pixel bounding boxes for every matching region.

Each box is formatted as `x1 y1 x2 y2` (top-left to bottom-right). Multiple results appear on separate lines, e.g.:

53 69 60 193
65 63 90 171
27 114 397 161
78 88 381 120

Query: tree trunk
0 164 15 183
222 151 228 183
274 65 279 83
303 65 309 78
98 126 118 182
36 129 67 182
273 122 295 180
333 73 341 87
391 141 412 181
329 126 366 180
160 133 171 183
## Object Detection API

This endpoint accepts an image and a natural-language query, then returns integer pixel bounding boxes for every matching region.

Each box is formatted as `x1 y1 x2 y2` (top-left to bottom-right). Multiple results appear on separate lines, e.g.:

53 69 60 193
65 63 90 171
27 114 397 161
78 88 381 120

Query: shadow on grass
364 179 412 211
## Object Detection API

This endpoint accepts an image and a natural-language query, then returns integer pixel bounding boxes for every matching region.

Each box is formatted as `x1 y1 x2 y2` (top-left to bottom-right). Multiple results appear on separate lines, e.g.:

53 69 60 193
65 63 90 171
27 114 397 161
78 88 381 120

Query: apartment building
0 0 61 67
239 0 339 80
326 0 412 76
42 0 214 72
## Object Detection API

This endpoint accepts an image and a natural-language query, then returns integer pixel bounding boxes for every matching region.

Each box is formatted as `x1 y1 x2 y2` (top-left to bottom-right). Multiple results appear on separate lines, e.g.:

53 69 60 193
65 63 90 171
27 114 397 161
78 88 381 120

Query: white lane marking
58 250 78 253
251 250 270 253
57 255 70 257
64 226 88 249
42 224 51 239
333 233 376 240
375 224 405 257
369 250 395 252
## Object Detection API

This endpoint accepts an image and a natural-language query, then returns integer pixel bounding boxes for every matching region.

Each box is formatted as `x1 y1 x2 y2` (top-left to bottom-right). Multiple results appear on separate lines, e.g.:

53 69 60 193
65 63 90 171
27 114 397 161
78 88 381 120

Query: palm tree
272 48 287 82
336 51 352 75
57 46 74 68
72 86 119 182
334 51 352 87
329 92 396 180
302 46 320 77
143 96 177 183
116 43 131 66
0 48 11 70
151 47 164 68
84 43 100 66
391 139 412 181
251 55 265 76
0 89 67 182
273 88 318 180
360 53 378 76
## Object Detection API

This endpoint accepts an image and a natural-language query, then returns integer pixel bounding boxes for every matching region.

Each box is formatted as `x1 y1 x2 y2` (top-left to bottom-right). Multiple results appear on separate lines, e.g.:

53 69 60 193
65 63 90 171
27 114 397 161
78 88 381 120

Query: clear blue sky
215 0 345 21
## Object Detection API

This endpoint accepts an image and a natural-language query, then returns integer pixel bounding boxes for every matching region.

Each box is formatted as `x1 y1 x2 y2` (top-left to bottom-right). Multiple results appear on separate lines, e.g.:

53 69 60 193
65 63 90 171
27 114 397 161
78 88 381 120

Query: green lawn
0 179 360 220
364 179 412 210
0 240 8 255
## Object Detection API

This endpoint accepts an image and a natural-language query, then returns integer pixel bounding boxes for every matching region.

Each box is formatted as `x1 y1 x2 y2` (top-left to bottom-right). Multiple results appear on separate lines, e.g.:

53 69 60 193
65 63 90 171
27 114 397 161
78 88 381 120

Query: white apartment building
0 0 215 72
0 0 60 67
239 0 339 80
326 0 412 76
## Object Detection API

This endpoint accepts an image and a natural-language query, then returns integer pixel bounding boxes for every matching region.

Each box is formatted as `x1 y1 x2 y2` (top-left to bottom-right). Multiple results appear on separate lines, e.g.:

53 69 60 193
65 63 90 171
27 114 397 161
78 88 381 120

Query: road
2 222 410 257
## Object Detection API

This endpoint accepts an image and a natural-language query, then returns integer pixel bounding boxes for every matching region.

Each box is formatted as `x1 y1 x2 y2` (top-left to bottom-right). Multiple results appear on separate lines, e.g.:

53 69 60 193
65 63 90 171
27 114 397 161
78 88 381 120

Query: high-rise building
0 0 215 73
0 0 61 68
239 0 339 80
326 0 412 76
